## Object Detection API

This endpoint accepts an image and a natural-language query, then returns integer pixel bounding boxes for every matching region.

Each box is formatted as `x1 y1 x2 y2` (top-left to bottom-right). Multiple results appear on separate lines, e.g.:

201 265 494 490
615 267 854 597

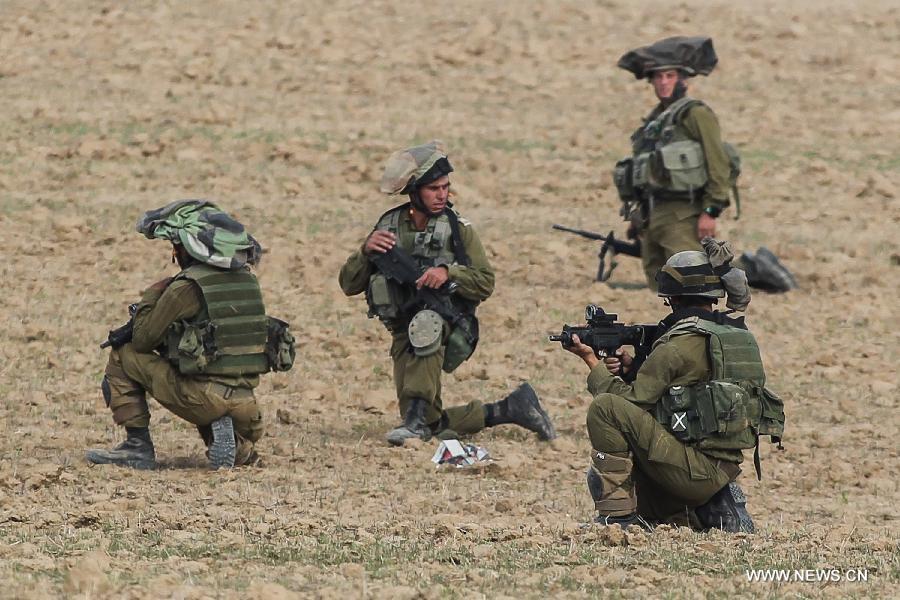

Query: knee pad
586 466 604 502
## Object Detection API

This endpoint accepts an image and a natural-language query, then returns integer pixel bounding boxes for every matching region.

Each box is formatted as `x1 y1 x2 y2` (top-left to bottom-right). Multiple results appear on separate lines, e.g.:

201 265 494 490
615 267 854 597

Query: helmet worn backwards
379 140 454 195
656 250 726 299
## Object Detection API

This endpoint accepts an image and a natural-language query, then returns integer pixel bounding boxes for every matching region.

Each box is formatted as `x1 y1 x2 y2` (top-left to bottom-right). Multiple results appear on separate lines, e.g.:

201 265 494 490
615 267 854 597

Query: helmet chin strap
408 189 443 218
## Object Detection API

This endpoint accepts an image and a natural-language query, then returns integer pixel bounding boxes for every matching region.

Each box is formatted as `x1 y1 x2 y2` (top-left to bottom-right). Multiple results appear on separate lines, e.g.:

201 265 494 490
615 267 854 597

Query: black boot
696 481 755 533
386 398 432 446
86 427 156 470
740 247 797 293
485 383 556 440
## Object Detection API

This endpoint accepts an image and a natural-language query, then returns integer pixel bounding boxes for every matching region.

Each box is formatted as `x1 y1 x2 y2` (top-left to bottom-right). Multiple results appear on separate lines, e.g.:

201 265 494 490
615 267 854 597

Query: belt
208 382 254 400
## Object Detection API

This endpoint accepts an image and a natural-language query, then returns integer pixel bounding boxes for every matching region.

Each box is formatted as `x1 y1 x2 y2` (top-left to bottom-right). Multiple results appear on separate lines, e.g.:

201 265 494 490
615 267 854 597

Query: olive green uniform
585 322 743 525
634 100 731 289
339 206 495 435
104 277 264 462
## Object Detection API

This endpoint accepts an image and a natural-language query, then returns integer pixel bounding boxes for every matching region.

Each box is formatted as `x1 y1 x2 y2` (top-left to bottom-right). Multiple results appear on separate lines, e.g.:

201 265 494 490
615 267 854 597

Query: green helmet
656 250 725 299
379 140 454 195
136 200 261 270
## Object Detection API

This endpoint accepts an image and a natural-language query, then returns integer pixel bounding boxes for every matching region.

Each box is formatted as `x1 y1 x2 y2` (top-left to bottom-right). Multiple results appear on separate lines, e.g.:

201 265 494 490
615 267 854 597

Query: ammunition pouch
165 319 270 377
166 320 215 374
613 157 636 204
655 381 760 451
632 151 653 189
759 386 785 442
658 140 708 192
366 272 405 324
265 317 296 372
442 313 479 374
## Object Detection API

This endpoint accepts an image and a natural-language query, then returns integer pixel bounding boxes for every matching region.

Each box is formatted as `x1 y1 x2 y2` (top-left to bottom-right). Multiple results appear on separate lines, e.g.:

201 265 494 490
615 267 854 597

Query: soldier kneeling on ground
563 238 785 531
339 140 555 446
87 201 294 470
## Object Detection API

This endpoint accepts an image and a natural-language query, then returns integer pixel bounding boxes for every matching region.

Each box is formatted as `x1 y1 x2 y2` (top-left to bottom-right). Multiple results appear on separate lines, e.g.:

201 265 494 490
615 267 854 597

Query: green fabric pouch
442 315 479 373
265 317 296 372
659 140 708 192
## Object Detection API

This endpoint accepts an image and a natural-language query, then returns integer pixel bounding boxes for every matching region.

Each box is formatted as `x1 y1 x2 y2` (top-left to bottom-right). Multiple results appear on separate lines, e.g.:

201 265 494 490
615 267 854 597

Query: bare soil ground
1 0 898 597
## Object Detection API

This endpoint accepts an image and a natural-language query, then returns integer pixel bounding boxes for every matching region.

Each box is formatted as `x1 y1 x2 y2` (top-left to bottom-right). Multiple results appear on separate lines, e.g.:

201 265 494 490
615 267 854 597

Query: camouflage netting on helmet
379 140 450 195
136 200 261 270
617 36 718 80
702 237 751 311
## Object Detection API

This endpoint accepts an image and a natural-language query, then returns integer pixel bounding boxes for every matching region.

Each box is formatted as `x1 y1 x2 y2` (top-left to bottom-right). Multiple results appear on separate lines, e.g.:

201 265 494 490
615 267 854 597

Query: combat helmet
656 250 726 299
136 200 261 270
618 36 718 80
379 140 454 196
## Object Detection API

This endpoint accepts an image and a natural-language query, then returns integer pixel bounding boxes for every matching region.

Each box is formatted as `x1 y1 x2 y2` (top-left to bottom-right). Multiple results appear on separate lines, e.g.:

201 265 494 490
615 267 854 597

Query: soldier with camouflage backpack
87 201 294 470
339 141 555 446
614 36 796 293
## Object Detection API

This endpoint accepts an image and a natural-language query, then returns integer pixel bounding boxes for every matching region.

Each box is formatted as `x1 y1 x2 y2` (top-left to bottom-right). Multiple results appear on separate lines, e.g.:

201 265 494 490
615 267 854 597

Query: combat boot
484 383 556 440
587 451 651 530
86 428 156 470
695 481 755 533
208 415 237 470
740 247 797 293
386 398 432 446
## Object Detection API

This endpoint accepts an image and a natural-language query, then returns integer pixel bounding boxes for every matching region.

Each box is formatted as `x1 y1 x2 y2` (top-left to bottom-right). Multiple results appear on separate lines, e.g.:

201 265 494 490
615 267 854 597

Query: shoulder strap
671 97 705 123
443 203 470 266
373 203 409 233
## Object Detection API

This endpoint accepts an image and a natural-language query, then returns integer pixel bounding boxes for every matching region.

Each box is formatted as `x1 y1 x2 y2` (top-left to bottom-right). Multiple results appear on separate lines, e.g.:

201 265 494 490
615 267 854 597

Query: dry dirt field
1 0 898 598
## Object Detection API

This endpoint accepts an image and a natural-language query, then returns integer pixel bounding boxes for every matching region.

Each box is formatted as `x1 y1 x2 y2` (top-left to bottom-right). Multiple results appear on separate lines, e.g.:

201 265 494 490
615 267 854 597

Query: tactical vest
614 98 743 219
165 264 270 377
630 97 710 198
652 318 785 472
366 205 470 329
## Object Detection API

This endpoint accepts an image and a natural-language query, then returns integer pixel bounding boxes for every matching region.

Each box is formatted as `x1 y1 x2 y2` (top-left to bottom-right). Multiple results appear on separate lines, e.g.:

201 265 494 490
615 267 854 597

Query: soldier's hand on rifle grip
604 349 634 376
364 230 396 255
416 266 449 290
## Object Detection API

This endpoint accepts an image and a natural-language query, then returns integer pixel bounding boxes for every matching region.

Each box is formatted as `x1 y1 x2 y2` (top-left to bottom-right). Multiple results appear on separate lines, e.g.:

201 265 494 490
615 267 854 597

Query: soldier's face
650 69 681 100
418 176 450 214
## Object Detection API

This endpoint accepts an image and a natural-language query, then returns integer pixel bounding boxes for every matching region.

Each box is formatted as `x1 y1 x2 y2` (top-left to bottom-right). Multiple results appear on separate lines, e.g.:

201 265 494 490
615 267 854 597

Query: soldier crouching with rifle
88 201 294 470
339 141 555 446
553 238 785 531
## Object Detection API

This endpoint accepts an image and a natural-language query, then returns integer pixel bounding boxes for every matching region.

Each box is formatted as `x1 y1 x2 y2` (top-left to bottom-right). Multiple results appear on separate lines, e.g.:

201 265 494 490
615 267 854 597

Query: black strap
443 203 470 267
753 433 762 481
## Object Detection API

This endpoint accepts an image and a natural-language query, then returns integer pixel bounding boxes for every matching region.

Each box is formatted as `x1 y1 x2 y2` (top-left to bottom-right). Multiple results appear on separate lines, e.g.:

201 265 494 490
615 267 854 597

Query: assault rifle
100 303 138 349
551 224 642 282
369 247 463 325
550 304 659 378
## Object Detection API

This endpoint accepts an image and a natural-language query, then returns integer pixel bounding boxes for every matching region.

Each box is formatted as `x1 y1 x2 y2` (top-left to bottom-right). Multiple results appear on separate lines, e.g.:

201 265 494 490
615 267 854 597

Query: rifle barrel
551 224 607 241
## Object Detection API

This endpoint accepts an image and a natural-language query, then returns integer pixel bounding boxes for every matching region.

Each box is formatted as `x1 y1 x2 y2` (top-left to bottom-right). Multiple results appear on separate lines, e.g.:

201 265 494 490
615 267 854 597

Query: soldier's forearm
338 249 372 296
447 265 494 301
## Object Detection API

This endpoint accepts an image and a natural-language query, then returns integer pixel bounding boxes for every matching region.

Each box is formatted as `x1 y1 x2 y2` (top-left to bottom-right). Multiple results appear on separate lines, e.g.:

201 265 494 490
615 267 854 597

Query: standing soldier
88 201 294 470
339 141 555 446
614 36 796 292
562 239 785 530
